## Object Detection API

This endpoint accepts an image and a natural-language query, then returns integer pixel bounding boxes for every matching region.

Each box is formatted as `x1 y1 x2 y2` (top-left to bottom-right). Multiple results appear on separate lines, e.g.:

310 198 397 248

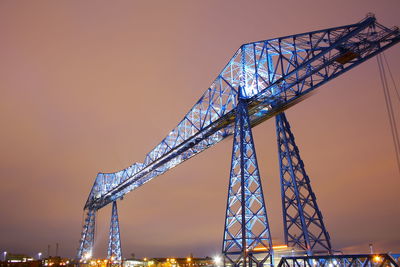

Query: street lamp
3 251 7 262
38 252 42 260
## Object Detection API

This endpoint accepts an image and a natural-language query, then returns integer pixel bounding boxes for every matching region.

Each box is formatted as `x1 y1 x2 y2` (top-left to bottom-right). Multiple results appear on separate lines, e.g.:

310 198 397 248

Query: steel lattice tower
222 92 273 267
75 16 399 263
107 201 122 261
276 112 332 254
77 209 96 261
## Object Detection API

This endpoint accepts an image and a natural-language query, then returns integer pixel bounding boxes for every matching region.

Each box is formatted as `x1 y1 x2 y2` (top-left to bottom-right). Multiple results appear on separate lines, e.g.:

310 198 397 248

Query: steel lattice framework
276 113 331 254
77 209 96 260
76 15 400 263
82 16 399 211
278 254 399 267
223 96 273 266
107 201 122 262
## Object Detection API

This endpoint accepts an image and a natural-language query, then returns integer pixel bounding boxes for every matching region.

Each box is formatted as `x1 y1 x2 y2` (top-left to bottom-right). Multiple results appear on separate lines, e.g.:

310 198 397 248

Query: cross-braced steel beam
108 201 122 262
77 209 96 261
84 15 400 211
222 92 273 267
76 16 400 263
276 112 331 254
278 254 399 267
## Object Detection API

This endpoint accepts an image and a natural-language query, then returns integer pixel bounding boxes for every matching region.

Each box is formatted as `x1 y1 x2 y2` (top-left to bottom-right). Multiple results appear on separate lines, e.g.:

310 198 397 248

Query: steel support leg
108 201 122 262
77 209 96 261
275 112 332 254
222 97 273 267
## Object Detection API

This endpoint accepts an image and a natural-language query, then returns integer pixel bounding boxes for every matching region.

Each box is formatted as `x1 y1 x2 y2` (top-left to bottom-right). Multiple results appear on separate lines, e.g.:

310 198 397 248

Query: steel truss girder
77 209 96 261
108 201 122 261
276 112 331 254
83 16 400 211
223 96 273 267
278 254 399 267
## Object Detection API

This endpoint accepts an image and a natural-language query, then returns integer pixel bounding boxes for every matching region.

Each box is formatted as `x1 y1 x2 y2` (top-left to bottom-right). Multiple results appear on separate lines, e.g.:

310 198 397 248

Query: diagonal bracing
107 201 122 262
84 16 400 211
76 15 400 262
77 209 96 261
223 95 273 267
276 112 331 254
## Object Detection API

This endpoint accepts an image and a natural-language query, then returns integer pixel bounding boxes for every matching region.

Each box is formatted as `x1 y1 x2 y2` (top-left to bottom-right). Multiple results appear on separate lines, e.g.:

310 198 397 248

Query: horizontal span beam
84 15 400 210
278 254 399 267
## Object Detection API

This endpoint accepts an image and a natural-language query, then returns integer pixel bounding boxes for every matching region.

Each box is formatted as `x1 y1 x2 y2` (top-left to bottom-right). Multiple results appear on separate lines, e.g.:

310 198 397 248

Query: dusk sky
0 0 399 260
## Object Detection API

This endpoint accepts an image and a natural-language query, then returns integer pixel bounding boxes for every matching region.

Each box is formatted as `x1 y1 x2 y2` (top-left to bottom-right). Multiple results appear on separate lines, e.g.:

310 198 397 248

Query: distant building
0 253 39 267
0 254 38 267
43 256 71 266
123 257 214 267
2 254 35 264
123 259 145 267
0 255 73 267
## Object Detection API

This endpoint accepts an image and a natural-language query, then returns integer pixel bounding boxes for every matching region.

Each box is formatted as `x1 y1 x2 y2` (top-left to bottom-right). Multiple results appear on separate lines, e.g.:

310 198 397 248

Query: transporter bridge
77 15 400 267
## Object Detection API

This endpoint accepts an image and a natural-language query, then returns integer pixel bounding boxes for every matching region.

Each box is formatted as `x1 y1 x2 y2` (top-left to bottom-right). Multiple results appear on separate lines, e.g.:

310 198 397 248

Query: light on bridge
213 256 222 266
373 255 382 263
84 251 92 261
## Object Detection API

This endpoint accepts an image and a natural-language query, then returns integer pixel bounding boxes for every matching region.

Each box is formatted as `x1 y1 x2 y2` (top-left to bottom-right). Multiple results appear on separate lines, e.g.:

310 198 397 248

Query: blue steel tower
77 209 96 261
108 201 122 262
222 85 273 266
76 15 400 264
276 112 331 254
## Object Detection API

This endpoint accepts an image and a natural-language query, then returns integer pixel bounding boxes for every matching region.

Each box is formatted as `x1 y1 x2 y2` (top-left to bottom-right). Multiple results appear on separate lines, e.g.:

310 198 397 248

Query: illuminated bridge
77 15 400 267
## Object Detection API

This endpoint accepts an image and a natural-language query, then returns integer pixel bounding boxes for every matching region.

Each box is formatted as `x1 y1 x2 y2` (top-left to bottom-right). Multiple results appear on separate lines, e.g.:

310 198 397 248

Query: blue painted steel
107 201 122 262
276 112 331 254
77 209 96 261
84 16 400 211
77 16 400 261
278 254 399 267
222 92 273 267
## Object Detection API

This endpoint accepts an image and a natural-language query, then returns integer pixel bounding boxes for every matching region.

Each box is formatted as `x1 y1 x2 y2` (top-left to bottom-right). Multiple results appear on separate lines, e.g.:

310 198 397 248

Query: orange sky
0 0 399 259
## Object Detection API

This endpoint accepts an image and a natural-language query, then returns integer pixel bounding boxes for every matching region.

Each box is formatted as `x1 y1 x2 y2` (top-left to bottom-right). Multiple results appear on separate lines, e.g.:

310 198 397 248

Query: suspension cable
377 53 400 174
382 53 400 103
